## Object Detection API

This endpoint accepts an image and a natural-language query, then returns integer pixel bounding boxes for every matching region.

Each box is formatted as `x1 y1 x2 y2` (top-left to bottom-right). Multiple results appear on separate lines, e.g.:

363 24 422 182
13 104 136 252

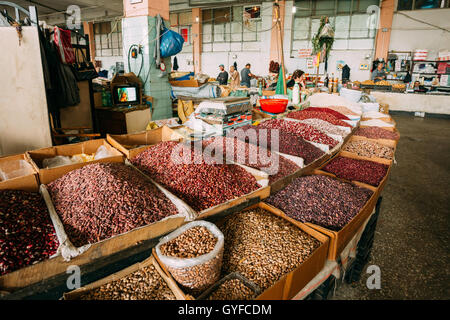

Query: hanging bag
159 21 185 58
71 45 99 81
53 26 76 65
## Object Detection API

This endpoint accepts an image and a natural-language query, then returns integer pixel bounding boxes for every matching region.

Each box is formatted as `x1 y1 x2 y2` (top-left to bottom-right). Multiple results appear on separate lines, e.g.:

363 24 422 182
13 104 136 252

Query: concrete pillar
122 0 173 120
192 8 202 74
82 21 95 63
374 0 395 61
124 0 169 20
270 0 286 64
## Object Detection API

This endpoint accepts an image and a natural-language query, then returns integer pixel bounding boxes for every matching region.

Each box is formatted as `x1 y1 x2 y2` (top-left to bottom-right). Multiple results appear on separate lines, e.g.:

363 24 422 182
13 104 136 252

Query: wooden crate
63 255 189 300
0 153 39 192
154 202 329 300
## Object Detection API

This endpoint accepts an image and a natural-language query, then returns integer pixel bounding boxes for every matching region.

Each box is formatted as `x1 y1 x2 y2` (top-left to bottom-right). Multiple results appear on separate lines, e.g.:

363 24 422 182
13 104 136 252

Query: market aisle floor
332 114 450 300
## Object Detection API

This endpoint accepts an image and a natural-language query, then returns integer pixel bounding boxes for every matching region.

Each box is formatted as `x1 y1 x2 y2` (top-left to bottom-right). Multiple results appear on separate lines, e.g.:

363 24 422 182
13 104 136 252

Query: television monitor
112 84 140 106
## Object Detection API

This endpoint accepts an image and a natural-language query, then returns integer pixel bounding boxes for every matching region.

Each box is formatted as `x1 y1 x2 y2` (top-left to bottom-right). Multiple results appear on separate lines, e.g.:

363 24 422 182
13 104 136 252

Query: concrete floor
332 113 450 300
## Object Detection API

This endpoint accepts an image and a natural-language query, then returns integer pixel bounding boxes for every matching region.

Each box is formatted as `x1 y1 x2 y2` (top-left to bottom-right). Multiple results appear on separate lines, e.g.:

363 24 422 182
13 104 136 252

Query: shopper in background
287 69 306 89
217 64 228 85
240 63 257 87
229 65 240 89
372 62 386 83
413 80 428 93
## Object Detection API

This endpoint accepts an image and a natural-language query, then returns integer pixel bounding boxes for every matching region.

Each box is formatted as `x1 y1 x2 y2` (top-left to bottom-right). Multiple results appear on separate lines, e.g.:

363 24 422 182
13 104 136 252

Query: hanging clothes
173 56 179 71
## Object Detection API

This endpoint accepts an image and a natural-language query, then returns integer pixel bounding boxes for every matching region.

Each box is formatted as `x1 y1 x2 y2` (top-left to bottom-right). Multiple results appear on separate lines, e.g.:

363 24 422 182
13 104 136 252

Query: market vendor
371 62 386 83
217 64 228 85
229 65 240 89
286 69 306 90
240 63 257 88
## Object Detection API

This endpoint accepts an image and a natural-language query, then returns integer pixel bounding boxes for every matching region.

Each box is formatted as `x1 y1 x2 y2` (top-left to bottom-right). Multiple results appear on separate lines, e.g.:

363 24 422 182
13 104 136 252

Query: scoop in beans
354 126 400 140
79 264 176 300
131 141 261 212
230 125 325 165
47 162 179 247
258 119 339 147
266 175 373 231
287 110 353 128
0 190 59 276
202 136 300 184
343 140 394 160
219 208 321 290
322 156 389 187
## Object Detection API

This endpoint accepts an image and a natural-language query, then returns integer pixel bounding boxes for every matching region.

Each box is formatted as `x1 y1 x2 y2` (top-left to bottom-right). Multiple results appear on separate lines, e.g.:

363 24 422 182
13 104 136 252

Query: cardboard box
154 202 329 300
26 139 124 185
309 151 392 260
169 79 201 87
0 162 189 292
340 135 396 166
107 126 184 160
0 154 39 192
63 255 189 300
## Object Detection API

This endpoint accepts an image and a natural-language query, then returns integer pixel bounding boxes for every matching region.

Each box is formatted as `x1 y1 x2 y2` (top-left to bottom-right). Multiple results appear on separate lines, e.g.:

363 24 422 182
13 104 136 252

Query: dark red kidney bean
258 119 339 147
266 175 373 231
201 136 300 184
230 125 325 165
47 162 179 247
322 156 389 186
0 190 59 276
287 109 352 128
131 141 260 212
354 126 400 140
304 107 351 120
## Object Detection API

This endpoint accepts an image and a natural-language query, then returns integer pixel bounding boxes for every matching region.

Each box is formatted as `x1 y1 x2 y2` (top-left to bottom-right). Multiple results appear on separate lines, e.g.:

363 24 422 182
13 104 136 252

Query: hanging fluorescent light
292 6 297 13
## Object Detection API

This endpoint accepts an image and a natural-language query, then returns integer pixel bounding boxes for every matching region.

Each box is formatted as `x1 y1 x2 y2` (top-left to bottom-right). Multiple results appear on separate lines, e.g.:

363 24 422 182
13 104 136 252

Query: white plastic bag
42 156 75 168
94 145 115 160
0 160 34 181
155 220 224 294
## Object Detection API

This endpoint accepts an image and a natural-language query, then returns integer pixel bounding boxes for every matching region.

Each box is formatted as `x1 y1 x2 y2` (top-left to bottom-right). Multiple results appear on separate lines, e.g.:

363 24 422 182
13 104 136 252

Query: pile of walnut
207 278 255 300
79 264 175 300
219 208 320 291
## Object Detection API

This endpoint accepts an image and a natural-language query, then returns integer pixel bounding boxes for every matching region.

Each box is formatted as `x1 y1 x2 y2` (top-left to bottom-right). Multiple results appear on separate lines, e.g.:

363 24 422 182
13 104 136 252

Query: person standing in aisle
229 65 240 89
286 69 306 89
240 63 256 88
371 61 386 83
217 64 228 85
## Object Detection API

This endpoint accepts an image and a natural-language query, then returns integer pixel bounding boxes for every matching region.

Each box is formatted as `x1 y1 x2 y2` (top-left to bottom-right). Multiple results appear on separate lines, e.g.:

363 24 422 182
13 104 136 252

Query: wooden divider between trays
153 202 330 300
63 255 189 300
303 147 394 260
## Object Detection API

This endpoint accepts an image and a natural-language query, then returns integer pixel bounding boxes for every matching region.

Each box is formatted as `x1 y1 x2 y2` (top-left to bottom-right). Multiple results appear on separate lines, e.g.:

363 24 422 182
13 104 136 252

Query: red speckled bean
0 190 59 276
354 126 400 141
47 163 179 247
323 156 389 186
131 141 260 212
266 175 373 231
